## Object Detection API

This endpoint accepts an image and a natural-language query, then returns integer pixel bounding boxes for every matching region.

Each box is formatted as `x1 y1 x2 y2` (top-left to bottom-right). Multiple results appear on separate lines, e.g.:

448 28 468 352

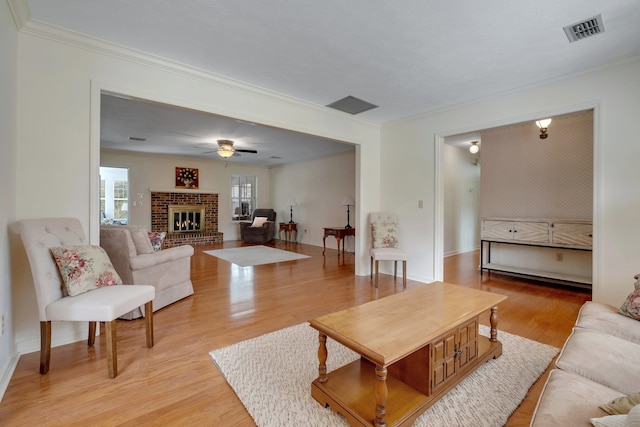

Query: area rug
204 245 310 267
210 323 558 427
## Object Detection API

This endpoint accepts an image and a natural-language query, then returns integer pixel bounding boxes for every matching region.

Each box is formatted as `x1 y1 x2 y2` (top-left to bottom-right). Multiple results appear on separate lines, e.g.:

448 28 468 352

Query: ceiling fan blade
235 149 258 153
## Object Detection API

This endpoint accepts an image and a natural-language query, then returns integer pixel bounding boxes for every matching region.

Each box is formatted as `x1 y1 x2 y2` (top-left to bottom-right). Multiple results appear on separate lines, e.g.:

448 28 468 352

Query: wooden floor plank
0 242 590 426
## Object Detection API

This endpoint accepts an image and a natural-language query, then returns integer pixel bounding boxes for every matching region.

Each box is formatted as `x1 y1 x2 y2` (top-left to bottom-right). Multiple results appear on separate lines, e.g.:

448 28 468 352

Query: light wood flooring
0 241 590 426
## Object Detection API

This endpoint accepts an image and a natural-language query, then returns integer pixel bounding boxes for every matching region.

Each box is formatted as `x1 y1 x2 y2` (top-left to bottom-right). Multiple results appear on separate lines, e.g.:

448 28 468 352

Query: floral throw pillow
50 245 122 296
148 231 167 252
371 222 398 248
620 287 640 321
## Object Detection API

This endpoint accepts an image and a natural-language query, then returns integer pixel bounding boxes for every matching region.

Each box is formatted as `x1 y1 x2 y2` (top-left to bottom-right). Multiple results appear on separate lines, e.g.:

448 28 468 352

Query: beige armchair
100 225 194 319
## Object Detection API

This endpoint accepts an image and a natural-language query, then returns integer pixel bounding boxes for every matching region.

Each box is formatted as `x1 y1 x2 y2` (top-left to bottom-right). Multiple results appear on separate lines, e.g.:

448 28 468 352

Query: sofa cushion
556 328 640 394
531 369 624 427
50 245 122 296
129 227 154 254
576 302 640 345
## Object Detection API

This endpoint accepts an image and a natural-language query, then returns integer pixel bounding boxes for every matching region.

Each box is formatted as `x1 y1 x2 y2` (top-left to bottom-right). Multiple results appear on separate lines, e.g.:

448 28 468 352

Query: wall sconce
469 141 479 154
536 118 552 139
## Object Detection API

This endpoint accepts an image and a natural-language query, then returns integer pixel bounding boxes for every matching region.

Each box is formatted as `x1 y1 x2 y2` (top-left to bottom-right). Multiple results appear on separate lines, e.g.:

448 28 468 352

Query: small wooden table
279 222 297 242
310 282 507 427
322 227 355 256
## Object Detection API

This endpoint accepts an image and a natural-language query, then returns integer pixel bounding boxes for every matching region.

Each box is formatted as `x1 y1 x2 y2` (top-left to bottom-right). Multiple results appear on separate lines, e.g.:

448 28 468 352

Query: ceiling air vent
326 96 378 115
564 14 604 43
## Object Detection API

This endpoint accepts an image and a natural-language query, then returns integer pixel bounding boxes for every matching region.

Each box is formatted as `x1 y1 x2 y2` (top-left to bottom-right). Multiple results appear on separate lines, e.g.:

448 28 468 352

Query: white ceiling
100 93 354 166
22 0 640 163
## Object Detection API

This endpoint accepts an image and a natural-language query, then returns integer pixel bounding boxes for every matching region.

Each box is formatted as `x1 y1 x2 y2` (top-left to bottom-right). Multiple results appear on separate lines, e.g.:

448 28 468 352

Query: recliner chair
240 209 277 244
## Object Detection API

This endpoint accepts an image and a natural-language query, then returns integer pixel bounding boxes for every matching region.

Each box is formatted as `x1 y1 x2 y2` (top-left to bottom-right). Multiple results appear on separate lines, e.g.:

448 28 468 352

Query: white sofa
531 300 640 426
100 225 194 319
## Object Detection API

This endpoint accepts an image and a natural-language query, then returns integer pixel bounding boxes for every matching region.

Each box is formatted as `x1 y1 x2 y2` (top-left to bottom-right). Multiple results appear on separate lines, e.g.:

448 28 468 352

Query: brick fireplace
151 191 223 247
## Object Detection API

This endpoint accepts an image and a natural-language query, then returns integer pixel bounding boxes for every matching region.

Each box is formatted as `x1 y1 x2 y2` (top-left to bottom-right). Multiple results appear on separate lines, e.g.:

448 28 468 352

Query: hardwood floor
0 241 590 426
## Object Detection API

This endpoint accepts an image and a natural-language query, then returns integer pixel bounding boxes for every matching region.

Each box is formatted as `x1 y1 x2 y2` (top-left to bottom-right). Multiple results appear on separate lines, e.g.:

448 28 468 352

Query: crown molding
7 0 30 30
10 7 380 134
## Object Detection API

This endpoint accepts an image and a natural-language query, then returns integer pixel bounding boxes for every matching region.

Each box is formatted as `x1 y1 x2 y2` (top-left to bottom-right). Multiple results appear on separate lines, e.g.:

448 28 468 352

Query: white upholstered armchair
12 218 155 378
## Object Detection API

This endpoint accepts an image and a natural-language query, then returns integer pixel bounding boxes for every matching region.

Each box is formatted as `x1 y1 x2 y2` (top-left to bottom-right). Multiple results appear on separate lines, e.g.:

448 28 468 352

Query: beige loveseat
100 225 194 319
531 297 640 426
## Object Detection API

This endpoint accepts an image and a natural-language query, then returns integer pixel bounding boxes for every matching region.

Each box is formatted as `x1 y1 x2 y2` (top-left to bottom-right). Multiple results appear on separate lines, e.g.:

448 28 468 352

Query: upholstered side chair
239 208 277 244
369 212 408 288
12 218 155 378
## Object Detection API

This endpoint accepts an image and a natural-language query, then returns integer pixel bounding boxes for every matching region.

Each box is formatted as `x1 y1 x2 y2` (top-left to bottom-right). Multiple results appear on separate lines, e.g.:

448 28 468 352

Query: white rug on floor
210 322 558 427
204 245 310 267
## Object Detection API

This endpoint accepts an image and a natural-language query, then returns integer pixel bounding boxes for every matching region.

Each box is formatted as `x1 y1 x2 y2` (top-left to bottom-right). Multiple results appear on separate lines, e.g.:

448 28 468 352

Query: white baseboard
444 245 480 258
0 352 19 402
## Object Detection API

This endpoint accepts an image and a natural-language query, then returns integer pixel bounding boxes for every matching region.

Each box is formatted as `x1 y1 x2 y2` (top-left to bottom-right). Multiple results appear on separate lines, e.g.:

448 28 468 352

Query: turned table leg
374 365 388 427
490 306 499 342
317 333 328 383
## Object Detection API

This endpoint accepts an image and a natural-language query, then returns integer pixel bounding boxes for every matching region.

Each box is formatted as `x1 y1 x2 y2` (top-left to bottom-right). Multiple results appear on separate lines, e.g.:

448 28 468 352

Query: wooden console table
480 217 592 286
279 222 297 242
322 227 355 256
310 282 507 427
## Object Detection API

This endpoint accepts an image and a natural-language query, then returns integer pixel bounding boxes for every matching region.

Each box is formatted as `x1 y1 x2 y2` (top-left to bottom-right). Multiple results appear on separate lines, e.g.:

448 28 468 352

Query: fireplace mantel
149 188 219 195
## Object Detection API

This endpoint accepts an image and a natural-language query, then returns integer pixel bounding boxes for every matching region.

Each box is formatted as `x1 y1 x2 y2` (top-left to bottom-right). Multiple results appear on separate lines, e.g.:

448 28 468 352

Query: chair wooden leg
375 260 379 288
87 321 97 346
145 301 154 348
40 321 51 374
105 320 117 378
394 261 397 279
403 261 407 289
370 256 373 278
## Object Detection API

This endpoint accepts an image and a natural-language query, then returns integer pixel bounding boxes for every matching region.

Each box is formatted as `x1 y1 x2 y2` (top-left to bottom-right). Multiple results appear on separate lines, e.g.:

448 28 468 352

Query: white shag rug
204 245 310 267
210 322 558 427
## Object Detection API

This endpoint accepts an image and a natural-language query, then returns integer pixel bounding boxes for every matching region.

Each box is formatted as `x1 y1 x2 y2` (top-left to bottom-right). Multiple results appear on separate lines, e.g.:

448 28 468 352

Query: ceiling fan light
217 148 234 158
469 141 479 154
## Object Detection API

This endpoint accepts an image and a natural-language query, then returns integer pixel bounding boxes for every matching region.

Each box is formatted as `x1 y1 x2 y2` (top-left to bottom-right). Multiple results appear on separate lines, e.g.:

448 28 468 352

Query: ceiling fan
202 139 258 158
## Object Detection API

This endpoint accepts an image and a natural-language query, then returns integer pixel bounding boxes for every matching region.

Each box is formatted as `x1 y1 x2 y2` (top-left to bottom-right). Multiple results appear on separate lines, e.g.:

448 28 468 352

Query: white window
231 175 256 220
100 166 129 224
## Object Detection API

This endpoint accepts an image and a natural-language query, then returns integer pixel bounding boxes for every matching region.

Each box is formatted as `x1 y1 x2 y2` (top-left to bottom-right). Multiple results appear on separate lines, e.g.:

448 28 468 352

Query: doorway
440 109 595 291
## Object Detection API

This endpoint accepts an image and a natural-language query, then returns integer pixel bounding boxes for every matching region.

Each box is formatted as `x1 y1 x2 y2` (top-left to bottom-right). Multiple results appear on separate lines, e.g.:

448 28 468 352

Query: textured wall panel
480 110 593 219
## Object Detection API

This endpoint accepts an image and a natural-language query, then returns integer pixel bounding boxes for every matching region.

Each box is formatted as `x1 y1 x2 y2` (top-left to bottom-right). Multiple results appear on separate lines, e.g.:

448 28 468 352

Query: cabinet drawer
551 222 592 248
482 220 514 240
513 221 549 243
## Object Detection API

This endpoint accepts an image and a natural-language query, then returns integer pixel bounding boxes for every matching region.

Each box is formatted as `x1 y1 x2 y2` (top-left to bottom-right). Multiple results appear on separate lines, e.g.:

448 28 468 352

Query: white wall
0 0 18 400
481 111 593 219
270 150 356 250
443 144 480 257
13 25 380 355
381 56 640 307
101 150 272 240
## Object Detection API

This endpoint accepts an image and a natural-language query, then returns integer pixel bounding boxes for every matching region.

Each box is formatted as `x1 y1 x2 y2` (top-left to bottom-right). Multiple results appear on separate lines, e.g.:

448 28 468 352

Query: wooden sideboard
480 218 592 286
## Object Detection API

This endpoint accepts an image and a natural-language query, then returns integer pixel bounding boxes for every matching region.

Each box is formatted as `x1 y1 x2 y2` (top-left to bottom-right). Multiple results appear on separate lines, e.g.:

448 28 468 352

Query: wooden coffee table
309 282 507 427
